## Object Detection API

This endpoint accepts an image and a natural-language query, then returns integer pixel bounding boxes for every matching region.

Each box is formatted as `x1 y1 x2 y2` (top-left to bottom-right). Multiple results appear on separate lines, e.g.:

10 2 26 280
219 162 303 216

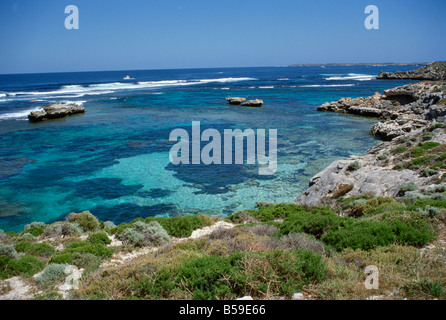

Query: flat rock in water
226 97 247 105
241 99 263 107
28 103 85 122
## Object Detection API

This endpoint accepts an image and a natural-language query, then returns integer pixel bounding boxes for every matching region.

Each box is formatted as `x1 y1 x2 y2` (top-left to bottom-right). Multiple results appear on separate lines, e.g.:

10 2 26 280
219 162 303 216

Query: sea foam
324 73 375 81
3 77 256 102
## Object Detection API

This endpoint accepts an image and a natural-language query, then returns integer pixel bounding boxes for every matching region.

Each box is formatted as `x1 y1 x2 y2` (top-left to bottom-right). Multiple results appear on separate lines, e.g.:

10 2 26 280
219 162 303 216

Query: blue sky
0 0 445 74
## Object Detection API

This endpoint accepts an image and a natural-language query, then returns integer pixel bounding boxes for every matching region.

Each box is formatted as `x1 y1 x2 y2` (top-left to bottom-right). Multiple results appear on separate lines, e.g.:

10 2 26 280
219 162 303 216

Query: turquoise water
0 66 419 231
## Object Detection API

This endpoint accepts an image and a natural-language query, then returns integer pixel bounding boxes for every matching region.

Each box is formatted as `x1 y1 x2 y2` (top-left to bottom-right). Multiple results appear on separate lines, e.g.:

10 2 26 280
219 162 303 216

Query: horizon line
0 61 433 76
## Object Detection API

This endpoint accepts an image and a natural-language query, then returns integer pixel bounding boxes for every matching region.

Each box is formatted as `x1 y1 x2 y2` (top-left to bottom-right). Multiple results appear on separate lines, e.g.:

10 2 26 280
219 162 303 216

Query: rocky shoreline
297 79 446 207
377 61 446 80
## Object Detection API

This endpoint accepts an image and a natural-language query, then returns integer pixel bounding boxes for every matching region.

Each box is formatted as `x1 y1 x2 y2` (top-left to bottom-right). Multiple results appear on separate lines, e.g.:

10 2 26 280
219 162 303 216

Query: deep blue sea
0 65 420 231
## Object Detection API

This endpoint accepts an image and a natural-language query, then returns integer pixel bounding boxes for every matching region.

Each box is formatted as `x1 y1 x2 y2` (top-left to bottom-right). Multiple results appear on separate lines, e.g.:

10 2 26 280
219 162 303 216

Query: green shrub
63 241 114 258
398 182 419 196
403 279 445 298
429 124 444 131
88 233 111 245
139 250 328 300
420 142 441 150
44 222 82 238
114 214 213 239
347 161 361 171
280 233 325 253
67 211 99 232
144 215 213 238
229 204 334 224
0 255 15 279
320 219 396 251
280 210 342 239
35 264 70 284
15 241 55 258
410 148 425 158
421 168 439 177
350 197 402 217
396 147 408 154
321 213 434 251
119 228 145 246
118 221 170 247
0 244 18 259
24 222 46 237
71 252 102 270
7 255 45 277
175 254 235 300
410 155 434 167
421 133 434 141
103 221 116 233
50 252 74 265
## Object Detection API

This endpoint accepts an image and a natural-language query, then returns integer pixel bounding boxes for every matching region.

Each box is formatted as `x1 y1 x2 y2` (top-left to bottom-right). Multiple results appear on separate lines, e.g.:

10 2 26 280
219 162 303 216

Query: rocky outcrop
295 125 446 207
369 119 428 141
226 97 246 105
297 81 446 207
241 99 263 107
377 61 446 80
318 81 446 139
28 103 85 122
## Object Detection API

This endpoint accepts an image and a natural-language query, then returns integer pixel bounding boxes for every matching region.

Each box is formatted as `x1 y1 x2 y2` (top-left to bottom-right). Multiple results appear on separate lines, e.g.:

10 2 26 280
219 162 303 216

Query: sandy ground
0 277 33 300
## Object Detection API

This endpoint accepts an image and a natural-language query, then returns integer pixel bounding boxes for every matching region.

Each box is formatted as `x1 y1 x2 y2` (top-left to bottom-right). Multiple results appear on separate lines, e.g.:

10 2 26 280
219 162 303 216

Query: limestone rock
377 61 446 80
226 97 246 105
241 99 263 107
28 103 85 122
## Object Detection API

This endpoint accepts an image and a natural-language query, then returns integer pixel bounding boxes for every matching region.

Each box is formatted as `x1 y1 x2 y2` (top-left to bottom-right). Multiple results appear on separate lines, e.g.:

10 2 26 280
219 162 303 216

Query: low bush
24 222 46 237
350 197 402 217
321 212 434 251
2 255 45 278
396 147 408 154
347 161 361 171
63 241 114 258
118 221 170 247
50 252 74 265
50 241 113 268
114 214 213 238
280 233 325 254
144 215 213 238
403 279 445 299
398 182 419 196
87 233 111 245
136 249 327 300
279 209 342 239
71 252 102 270
0 230 9 242
44 222 82 238
66 211 99 232
0 244 18 259
103 221 116 233
15 241 55 258
410 148 426 158
420 142 441 150
35 264 70 285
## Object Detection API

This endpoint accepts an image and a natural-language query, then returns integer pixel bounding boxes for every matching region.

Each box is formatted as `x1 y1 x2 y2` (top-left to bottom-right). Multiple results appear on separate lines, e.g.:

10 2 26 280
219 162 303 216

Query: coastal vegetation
1 188 445 300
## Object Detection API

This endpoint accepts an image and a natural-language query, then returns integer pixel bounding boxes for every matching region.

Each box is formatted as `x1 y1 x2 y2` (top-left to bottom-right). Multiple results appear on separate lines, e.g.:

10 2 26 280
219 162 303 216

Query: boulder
28 103 85 122
226 97 246 105
241 99 263 107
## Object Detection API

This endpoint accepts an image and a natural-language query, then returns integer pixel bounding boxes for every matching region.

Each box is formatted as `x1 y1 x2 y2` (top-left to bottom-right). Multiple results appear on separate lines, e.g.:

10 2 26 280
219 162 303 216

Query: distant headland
289 62 427 67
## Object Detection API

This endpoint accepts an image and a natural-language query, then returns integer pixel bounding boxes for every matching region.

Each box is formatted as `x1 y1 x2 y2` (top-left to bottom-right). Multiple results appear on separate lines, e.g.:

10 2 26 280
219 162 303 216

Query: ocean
0 65 420 231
